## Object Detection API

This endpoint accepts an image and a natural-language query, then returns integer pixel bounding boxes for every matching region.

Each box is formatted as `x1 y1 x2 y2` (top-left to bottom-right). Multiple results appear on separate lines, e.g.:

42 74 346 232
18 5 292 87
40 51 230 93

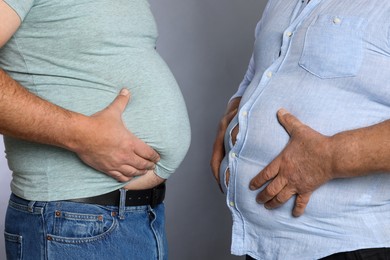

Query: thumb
109 88 131 114
277 108 302 136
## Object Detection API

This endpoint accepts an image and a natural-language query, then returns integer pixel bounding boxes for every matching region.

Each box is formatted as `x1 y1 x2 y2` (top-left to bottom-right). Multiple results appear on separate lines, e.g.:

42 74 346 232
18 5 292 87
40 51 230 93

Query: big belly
39 50 189 157
13 50 190 188
230 80 390 224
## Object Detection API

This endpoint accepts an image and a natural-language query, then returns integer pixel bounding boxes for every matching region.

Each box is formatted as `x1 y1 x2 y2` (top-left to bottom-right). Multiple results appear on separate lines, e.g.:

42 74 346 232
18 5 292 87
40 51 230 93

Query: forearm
0 69 88 152
330 119 390 178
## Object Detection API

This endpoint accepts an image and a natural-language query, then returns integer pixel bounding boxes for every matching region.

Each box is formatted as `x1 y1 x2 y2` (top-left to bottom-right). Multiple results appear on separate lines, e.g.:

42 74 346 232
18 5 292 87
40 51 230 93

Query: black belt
68 183 165 208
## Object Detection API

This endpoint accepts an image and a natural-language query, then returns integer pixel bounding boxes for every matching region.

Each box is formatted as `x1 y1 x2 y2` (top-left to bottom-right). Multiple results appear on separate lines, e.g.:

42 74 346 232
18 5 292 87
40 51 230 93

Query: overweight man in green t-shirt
0 0 191 259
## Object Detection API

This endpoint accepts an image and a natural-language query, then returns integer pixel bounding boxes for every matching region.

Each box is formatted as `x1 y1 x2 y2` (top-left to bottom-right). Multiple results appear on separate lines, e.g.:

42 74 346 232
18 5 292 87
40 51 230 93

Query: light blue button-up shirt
220 0 390 259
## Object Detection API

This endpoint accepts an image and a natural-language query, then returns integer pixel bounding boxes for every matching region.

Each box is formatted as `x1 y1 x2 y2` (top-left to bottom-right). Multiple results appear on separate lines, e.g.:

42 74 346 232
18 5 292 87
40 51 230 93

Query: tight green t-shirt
0 0 191 201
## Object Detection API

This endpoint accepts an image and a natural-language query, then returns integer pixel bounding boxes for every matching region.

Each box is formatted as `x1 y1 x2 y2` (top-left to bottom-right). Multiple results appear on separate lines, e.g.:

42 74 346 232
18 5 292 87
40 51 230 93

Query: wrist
59 113 92 154
327 134 340 179
327 132 358 179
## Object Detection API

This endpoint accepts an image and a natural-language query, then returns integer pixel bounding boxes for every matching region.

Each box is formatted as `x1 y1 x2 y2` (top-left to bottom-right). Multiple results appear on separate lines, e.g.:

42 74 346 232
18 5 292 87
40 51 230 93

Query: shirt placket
227 0 321 250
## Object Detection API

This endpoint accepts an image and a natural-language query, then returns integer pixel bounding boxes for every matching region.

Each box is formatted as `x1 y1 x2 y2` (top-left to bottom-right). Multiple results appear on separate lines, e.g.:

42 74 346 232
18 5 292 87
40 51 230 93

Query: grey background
0 0 266 259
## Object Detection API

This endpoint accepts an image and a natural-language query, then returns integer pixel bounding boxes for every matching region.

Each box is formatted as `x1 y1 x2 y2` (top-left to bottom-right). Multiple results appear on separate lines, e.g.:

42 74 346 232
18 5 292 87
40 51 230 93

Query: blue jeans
4 192 168 260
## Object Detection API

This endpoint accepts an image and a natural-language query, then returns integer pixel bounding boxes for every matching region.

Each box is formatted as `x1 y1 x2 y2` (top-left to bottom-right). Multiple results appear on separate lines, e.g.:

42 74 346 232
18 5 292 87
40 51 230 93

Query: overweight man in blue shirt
211 0 390 259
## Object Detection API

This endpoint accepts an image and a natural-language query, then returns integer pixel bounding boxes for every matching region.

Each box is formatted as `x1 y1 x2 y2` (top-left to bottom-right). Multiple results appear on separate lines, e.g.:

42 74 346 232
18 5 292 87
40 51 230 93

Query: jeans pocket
299 14 366 79
49 206 117 244
4 232 22 260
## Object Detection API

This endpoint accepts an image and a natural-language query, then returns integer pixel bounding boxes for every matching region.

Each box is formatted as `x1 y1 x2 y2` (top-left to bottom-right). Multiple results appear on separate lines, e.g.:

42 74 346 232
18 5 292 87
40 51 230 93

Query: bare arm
0 1 20 47
250 109 390 217
0 1 159 182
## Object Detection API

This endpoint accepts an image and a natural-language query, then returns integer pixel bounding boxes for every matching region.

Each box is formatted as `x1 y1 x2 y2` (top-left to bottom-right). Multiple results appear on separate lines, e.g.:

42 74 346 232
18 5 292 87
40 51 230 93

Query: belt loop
27 201 36 213
118 188 126 220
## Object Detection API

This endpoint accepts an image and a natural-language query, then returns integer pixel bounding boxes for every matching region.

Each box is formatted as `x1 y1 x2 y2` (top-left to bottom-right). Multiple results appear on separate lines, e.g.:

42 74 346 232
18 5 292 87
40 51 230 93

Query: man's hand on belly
0 67 159 181
74 89 160 182
249 109 333 217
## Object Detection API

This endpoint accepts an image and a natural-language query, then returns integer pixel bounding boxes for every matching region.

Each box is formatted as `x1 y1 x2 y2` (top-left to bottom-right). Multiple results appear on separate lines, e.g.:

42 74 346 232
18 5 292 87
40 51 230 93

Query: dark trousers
246 248 390 260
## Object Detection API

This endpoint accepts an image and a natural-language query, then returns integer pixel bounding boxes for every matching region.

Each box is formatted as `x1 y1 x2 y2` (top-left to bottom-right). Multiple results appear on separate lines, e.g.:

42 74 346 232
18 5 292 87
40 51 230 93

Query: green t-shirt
0 0 191 201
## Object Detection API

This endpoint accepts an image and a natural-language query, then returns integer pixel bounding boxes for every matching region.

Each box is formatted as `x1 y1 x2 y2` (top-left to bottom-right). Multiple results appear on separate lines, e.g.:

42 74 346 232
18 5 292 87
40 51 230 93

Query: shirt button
266 71 273 78
242 111 248 117
333 17 341 24
229 201 235 207
231 152 237 158
286 31 293 37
